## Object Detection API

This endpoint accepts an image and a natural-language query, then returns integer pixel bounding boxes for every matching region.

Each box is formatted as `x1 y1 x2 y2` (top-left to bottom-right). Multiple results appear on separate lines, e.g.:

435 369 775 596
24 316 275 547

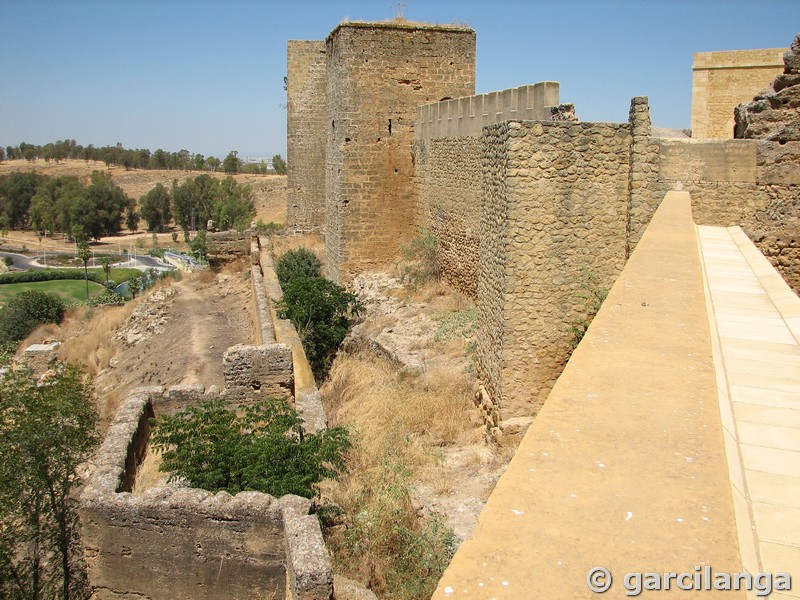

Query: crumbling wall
324 22 476 283
80 388 333 600
207 229 250 265
287 41 328 232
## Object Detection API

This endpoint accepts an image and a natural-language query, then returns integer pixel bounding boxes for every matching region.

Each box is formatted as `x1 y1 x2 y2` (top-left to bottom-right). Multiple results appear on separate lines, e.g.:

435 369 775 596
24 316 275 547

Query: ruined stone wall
287 41 328 232
691 48 786 139
477 120 631 424
80 388 333 600
324 22 476 282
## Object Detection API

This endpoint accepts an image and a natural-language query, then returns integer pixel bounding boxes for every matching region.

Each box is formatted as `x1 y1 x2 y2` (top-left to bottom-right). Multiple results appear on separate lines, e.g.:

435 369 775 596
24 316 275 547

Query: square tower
324 22 476 282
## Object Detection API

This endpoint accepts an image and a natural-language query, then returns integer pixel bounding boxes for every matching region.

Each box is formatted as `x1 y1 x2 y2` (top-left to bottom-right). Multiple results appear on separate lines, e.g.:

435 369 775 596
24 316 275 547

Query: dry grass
270 233 326 270
132 447 166 495
319 350 476 597
323 351 474 452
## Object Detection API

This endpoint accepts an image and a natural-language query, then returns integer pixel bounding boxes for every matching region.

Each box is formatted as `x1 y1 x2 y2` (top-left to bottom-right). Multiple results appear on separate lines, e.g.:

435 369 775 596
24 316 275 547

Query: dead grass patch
270 233 326 270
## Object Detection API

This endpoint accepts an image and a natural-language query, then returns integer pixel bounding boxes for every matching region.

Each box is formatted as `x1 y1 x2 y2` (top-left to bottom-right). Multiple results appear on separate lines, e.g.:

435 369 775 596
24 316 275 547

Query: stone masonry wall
287 41 328 232
414 135 482 297
477 120 631 424
324 22 476 283
414 82 564 298
691 47 786 139
80 388 332 600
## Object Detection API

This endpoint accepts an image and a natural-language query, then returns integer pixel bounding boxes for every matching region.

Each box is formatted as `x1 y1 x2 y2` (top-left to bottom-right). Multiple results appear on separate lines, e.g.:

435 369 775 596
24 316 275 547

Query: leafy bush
150 397 350 498
275 247 322 289
276 276 362 379
0 289 66 343
148 248 165 258
87 289 125 307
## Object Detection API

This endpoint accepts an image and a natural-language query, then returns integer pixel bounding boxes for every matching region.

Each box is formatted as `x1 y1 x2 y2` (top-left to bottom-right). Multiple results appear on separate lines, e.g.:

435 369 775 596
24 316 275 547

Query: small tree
276 277 363 379
150 397 350 498
222 150 240 174
99 256 112 284
0 364 98 600
271 154 287 175
77 242 91 300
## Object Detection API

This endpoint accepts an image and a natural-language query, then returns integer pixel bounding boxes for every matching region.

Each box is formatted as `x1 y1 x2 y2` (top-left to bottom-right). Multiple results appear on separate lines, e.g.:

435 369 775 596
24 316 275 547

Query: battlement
415 82 560 140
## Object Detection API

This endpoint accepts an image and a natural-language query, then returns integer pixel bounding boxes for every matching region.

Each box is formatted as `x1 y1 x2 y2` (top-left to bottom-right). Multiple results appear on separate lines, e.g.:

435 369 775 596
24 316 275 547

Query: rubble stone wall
287 41 328 232
324 22 476 282
79 388 333 600
477 119 631 423
414 135 482 297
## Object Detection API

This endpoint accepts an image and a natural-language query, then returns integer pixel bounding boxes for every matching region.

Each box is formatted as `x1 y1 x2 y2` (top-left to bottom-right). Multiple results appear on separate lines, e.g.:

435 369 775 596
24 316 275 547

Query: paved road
0 251 171 272
0 251 42 270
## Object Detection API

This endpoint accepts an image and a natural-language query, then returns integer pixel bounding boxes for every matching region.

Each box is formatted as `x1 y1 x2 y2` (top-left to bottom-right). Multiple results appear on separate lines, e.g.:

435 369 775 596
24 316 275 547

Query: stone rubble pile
114 287 177 347
735 33 800 141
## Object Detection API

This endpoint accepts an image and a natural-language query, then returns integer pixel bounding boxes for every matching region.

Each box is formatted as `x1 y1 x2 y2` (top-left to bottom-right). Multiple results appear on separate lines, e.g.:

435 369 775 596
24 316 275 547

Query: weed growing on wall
150 397 350 498
566 272 609 349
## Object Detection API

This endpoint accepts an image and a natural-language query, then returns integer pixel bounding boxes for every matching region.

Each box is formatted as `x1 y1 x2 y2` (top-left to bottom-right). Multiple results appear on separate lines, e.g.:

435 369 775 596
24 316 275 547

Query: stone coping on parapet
434 192 743 598
325 19 474 43
416 82 560 140
693 47 787 70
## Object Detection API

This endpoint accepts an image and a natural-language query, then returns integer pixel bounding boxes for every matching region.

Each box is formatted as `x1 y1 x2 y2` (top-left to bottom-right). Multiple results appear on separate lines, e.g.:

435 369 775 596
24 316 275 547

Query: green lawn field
0 280 107 305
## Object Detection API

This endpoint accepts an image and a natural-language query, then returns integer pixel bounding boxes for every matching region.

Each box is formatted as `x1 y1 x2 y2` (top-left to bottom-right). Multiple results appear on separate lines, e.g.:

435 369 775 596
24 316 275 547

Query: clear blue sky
1 0 798 161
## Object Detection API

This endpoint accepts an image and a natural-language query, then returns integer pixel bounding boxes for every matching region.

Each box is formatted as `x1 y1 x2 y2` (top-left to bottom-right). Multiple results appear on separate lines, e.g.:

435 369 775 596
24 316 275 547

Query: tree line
0 171 256 241
0 140 287 175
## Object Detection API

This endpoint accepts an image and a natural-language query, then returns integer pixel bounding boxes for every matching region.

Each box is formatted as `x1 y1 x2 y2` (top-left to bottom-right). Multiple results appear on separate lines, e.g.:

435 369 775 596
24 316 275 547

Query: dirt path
90 266 254 424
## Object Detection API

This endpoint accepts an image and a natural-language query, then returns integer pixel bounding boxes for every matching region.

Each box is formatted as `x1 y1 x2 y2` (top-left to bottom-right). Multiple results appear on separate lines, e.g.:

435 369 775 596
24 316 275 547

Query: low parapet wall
415 82 560 140
80 387 333 600
253 235 327 433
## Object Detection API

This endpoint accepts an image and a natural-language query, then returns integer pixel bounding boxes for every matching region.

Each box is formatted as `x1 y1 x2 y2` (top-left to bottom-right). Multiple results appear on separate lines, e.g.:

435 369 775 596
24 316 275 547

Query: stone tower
287 21 476 282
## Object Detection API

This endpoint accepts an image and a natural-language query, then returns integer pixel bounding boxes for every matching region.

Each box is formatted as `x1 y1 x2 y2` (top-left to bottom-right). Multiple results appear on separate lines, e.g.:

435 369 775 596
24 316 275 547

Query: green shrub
566 272 609 349
87 289 125 307
150 397 350 498
275 276 362 379
0 289 66 343
276 247 322 289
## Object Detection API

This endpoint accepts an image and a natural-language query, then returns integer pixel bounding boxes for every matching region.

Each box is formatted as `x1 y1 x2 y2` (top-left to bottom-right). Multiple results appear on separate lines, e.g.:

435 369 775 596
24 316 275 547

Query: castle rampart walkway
699 225 800 598
435 191 759 598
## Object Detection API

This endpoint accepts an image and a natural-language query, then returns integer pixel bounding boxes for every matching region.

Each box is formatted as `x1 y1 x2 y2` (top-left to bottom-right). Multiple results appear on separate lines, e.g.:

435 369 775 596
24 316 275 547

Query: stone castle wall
691 47 786 139
323 22 476 282
434 96 798 431
413 83 564 298
476 120 632 423
287 41 328 232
